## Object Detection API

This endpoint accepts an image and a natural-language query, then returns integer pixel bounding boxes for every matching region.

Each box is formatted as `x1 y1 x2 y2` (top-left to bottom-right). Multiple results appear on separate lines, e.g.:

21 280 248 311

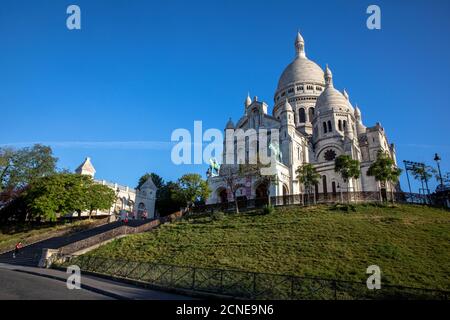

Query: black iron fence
192 191 448 214
57 256 448 300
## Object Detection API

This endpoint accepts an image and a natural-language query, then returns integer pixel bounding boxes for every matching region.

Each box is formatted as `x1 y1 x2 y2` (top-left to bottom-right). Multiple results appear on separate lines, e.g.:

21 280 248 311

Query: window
288 88 294 94
343 120 347 130
332 181 337 195
299 108 306 123
308 107 315 121
338 120 342 131
297 86 304 91
324 149 337 161
327 121 332 132
323 122 327 133
322 176 328 195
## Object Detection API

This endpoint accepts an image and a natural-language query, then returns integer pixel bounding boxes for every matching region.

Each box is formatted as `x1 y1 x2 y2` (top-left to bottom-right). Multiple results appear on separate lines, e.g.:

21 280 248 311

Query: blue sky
1 0 449 192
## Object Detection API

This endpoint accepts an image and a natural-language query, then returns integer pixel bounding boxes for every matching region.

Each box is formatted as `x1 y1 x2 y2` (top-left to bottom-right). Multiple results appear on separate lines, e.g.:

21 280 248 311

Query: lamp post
434 153 444 190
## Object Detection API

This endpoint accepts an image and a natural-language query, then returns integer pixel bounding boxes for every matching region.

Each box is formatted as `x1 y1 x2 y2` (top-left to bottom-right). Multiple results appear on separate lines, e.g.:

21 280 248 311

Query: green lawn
0 219 102 253
85 204 450 290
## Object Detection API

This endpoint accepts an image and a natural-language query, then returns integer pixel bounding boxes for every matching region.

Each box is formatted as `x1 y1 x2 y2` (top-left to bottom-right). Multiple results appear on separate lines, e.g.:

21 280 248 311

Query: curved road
0 268 112 300
0 264 192 300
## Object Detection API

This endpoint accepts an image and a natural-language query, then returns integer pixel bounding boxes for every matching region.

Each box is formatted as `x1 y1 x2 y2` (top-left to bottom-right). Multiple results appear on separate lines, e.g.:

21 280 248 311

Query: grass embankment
85 204 450 290
0 219 104 253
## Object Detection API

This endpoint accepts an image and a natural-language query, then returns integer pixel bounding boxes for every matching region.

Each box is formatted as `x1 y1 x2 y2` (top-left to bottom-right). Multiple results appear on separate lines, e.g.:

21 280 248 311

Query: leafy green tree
367 150 402 202
411 165 434 194
85 184 116 219
239 161 278 208
136 172 164 191
334 155 361 195
174 174 211 208
0 144 57 191
157 181 185 216
296 163 320 203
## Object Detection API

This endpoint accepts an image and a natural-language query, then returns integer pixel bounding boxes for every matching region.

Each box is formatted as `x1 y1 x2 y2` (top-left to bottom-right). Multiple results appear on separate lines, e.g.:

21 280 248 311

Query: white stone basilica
207 32 398 204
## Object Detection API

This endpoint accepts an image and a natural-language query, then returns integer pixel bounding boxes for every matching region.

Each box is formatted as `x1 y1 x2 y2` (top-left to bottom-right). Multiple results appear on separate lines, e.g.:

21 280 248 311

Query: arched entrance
217 188 228 203
255 183 269 207
137 202 146 219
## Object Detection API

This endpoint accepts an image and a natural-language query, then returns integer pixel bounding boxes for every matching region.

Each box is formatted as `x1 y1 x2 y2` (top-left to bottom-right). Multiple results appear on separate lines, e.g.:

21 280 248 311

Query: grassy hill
85 204 450 290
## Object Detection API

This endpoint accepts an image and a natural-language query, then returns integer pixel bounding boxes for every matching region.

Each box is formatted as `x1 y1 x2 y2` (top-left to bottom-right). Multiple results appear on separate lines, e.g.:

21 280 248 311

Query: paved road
0 268 112 300
0 264 193 300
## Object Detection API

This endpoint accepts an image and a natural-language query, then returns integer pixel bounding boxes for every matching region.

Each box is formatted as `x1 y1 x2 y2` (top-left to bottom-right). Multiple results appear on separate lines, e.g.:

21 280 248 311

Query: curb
12 268 130 300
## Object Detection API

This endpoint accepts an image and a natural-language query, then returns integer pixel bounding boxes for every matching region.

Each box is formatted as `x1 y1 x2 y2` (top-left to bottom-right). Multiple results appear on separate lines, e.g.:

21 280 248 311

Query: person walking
13 241 23 259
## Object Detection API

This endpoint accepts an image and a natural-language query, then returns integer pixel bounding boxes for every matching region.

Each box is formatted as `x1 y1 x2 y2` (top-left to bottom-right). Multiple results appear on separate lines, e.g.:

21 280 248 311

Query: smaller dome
225 118 235 129
316 65 353 113
316 87 354 113
281 98 293 112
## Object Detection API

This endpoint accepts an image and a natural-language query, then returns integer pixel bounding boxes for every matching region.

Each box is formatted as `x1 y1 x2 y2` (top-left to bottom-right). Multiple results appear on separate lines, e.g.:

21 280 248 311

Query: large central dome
277 57 325 90
276 32 325 92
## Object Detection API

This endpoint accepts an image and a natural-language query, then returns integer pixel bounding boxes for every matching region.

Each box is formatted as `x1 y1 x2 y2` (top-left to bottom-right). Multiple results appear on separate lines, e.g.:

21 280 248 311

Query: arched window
332 181 337 195
323 122 327 134
308 107 315 122
338 120 342 131
322 175 328 195
327 121 332 132
343 120 347 130
299 108 306 123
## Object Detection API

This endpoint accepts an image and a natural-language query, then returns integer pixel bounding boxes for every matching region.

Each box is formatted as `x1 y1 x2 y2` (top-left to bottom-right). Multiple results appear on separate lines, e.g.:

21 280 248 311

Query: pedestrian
13 241 23 259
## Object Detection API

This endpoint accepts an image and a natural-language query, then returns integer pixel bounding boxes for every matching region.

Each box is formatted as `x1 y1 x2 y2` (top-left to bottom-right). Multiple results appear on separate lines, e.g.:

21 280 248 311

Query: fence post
220 269 224 293
291 277 294 299
252 272 257 298
192 267 196 290
333 280 337 300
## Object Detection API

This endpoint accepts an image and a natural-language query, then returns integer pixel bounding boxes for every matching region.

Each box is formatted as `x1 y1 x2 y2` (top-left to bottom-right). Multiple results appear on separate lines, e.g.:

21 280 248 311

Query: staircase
0 221 123 267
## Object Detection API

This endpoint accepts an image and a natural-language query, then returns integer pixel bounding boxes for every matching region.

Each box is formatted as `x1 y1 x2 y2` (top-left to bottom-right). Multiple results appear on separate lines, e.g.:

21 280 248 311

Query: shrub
262 205 275 215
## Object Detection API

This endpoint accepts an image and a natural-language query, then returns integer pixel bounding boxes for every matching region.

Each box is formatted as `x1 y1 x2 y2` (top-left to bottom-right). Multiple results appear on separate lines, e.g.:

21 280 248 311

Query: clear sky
1 0 449 192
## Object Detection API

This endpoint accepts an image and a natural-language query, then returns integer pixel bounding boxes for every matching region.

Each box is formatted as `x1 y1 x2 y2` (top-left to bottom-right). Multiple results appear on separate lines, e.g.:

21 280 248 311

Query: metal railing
57 256 449 300
193 191 447 214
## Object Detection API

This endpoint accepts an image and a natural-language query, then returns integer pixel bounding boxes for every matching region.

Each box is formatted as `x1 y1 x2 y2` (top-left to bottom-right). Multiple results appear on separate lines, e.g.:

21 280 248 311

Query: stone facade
75 157 157 219
207 32 398 204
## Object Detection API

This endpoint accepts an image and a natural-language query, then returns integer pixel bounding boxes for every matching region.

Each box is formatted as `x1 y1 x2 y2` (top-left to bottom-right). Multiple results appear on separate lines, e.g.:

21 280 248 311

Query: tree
174 174 211 208
0 144 57 192
334 155 361 200
136 172 164 191
296 163 320 204
85 184 116 219
367 150 402 202
20 173 116 221
157 181 185 216
411 165 434 195
239 161 278 207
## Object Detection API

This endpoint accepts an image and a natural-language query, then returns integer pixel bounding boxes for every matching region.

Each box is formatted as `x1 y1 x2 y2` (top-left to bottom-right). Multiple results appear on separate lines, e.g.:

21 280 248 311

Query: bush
262 205 275 215
330 204 357 212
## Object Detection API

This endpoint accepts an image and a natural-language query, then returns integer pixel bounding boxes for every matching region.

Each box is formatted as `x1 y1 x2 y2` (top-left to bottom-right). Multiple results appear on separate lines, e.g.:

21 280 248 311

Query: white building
75 157 157 218
207 32 398 204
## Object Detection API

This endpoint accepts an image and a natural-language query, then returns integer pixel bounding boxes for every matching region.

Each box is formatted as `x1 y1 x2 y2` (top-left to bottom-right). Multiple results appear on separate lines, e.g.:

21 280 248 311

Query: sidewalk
0 263 193 300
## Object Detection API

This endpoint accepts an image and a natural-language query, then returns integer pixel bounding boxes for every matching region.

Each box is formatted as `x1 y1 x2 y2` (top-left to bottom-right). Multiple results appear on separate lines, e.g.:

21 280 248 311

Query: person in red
13 241 23 259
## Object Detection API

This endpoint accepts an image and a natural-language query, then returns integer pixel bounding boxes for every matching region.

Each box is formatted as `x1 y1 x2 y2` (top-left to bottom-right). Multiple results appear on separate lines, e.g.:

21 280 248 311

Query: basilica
207 32 398 204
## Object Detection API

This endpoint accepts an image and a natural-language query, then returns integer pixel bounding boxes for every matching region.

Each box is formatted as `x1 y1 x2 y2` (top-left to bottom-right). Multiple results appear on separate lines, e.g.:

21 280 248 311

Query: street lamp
434 153 444 190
